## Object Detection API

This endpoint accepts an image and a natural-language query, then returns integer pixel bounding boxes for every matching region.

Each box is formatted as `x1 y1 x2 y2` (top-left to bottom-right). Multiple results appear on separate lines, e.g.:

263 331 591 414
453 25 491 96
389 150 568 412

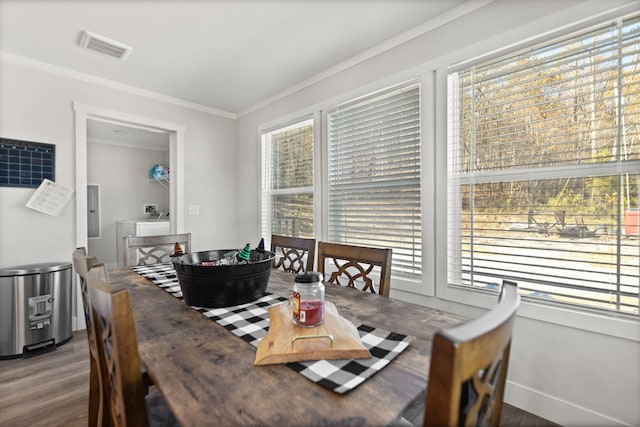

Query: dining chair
86 263 177 427
123 232 191 267
71 247 107 427
317 241 392 297
270 234 316 273
423 280 521 427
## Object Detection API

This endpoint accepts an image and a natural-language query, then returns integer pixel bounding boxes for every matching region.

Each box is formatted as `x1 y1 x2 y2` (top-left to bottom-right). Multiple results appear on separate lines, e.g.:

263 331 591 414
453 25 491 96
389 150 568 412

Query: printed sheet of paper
26 179 73 216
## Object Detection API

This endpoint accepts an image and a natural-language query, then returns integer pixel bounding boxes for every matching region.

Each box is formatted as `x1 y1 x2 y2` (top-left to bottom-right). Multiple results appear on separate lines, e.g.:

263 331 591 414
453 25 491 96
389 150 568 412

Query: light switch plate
188 204 200 215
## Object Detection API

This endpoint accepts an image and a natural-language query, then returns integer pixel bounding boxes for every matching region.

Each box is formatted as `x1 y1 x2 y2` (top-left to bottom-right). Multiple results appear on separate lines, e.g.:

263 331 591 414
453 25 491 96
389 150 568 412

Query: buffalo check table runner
131 263 411 394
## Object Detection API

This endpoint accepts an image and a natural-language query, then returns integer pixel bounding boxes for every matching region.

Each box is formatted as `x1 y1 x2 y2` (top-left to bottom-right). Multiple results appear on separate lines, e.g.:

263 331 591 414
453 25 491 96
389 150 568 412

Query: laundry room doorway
73 102 185 264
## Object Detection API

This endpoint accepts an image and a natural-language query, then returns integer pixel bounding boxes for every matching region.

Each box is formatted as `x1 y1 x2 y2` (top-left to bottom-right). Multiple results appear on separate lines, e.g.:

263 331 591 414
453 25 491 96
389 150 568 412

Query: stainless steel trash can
0 262 73 358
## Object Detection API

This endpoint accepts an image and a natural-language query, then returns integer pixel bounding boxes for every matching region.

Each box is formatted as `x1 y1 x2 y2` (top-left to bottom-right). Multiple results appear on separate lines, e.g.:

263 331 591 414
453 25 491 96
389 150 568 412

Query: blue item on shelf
150 164 166 179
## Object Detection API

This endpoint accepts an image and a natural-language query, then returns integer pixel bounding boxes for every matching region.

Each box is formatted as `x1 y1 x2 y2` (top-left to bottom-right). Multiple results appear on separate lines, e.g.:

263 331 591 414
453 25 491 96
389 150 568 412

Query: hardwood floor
0 331 89 427
400 390 561 427
0 330 560 427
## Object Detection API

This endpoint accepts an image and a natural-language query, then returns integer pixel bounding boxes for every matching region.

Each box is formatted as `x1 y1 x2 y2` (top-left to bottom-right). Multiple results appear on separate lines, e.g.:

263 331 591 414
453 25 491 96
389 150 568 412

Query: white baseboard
505 380 632 427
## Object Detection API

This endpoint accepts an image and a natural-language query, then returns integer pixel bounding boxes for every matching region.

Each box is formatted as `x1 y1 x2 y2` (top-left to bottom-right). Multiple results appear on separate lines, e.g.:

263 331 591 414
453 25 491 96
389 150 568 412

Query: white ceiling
0 0 471 117
87 118 171 151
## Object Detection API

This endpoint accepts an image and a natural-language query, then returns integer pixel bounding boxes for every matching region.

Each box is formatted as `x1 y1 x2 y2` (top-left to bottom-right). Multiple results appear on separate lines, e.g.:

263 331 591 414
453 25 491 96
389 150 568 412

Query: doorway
87 118 171 266
74 102 185 252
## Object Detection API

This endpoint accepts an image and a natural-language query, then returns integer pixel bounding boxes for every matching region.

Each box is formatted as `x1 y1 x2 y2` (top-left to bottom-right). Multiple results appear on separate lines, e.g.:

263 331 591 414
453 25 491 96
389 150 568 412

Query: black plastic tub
172 249 275 308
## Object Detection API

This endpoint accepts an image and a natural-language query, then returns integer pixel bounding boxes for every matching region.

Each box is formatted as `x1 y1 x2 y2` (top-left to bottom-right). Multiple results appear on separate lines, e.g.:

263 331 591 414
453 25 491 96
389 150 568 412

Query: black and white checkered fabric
132 263 411 394
133 263 182 295
197 294 288 347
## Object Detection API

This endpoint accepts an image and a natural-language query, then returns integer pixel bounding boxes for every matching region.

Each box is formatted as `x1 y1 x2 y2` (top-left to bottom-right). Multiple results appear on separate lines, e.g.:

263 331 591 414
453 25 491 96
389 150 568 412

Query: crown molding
0 51 237 120
237 0 496 118
2 0 497 120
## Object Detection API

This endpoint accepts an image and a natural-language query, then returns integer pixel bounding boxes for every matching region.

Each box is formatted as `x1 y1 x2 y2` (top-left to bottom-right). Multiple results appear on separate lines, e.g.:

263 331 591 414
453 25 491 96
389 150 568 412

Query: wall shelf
148 176 169 190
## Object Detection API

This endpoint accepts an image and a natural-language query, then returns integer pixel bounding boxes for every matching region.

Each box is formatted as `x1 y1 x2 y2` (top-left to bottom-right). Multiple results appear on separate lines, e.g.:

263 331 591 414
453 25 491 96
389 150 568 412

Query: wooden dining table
108 267 464 426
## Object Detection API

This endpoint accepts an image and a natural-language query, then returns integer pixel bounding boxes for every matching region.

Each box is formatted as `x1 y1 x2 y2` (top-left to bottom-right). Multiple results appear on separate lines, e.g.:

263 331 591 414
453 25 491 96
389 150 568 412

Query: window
327 82 422 280
448 15 640 315
261 119 314 239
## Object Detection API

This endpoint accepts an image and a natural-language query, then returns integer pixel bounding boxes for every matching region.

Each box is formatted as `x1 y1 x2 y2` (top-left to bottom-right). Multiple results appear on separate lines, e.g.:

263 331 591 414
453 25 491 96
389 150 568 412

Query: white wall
0 58 238 271
236 0 640 425
87 141 170 267
0 56 239 344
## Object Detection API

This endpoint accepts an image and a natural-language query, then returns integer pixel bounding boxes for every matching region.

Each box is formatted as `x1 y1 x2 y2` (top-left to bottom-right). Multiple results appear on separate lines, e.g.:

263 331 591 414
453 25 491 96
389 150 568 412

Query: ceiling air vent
79 30 132 60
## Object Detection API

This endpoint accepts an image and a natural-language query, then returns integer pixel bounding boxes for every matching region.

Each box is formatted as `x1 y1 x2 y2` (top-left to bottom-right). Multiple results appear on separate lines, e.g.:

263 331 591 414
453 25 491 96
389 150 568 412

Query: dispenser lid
294 271 323 283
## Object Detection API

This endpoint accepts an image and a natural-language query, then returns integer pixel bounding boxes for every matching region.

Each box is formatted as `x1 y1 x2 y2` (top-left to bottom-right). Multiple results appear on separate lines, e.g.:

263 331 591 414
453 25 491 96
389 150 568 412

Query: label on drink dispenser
292 291 301 321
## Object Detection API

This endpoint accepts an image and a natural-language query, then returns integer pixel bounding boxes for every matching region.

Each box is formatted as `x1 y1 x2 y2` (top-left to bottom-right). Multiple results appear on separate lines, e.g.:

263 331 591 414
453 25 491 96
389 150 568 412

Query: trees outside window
261 119 314 239
448 14 640 314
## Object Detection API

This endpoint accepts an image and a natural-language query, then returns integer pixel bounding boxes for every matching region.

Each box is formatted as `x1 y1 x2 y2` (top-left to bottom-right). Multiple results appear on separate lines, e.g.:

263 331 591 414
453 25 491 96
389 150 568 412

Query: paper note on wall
26 179 73 216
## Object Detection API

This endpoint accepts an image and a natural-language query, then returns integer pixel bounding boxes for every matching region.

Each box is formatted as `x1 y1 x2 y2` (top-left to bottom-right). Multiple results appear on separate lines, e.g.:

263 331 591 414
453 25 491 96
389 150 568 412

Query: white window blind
261 119 314 239
327 82 422 280
448 15 640 315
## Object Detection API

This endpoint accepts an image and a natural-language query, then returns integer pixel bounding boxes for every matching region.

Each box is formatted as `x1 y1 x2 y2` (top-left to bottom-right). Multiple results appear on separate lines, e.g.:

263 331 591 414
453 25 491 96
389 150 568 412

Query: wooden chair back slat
71 248 108 427
270 235 316 273
317 241 392 297
424 280 520 427
87 264 150 427
123 233 191 267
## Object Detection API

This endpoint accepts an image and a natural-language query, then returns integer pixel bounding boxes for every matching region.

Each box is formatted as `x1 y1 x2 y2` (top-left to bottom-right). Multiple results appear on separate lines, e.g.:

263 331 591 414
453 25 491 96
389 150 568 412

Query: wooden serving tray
254 301 371 365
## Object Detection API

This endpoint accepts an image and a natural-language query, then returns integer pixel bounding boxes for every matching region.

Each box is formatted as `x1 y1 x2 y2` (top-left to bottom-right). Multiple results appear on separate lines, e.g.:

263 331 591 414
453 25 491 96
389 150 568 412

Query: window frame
254 4 639 340
259 115 318 243
323 80 423 282
434 12 640 336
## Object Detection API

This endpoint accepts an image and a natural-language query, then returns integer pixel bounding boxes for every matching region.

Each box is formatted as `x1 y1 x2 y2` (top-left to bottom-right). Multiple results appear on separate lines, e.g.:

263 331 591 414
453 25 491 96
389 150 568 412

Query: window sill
515 297 639 342
392 283 640 342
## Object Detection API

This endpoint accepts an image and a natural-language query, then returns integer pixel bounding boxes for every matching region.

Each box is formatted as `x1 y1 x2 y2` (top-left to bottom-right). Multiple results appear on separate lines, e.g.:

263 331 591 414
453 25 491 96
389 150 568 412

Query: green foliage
457 24 640 216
